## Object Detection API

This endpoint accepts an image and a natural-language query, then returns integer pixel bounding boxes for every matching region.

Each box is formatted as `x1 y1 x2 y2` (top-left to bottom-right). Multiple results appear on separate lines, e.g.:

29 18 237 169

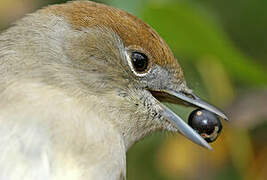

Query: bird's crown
42 1 184 80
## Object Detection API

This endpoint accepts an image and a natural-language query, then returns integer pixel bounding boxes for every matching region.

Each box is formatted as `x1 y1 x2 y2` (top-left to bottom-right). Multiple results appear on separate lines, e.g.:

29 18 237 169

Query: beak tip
221 113 229 122
206 144 213 151
196 136 213 150
198 139 213 150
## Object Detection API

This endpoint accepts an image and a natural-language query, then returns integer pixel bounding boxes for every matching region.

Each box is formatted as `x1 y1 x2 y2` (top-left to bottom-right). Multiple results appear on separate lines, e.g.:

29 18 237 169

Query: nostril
181 91 197 100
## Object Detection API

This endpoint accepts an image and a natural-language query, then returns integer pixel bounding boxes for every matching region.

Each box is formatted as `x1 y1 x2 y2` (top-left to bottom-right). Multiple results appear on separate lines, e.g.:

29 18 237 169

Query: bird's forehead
42 1 184 80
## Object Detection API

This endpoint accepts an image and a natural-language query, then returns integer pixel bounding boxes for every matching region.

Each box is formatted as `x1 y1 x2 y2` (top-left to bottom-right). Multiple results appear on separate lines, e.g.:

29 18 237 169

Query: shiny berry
188 109 222 143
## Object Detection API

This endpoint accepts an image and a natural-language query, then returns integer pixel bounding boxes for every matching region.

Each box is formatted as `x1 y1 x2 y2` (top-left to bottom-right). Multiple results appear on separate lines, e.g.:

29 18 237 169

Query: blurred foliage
0 0 266 180
200 0 267 65
142 1 266 87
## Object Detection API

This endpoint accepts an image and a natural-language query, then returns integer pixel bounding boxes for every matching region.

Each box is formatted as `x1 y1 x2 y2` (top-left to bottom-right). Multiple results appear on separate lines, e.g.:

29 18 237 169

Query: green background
0 0 266 179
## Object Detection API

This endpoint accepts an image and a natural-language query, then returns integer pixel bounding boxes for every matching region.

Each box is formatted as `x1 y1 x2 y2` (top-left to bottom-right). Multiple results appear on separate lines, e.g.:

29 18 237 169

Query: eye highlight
131 51 149 73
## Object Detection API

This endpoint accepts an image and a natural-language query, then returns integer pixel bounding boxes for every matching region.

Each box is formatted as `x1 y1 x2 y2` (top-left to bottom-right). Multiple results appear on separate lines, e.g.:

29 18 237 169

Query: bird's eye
131 51 149 73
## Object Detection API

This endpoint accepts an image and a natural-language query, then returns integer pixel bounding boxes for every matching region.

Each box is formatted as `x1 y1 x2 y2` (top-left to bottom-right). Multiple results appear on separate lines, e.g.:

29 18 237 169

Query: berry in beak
149 89 228 150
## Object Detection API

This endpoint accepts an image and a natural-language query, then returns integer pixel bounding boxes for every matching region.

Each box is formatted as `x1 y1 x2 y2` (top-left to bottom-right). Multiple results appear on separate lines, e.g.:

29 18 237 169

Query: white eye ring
125 50 151 77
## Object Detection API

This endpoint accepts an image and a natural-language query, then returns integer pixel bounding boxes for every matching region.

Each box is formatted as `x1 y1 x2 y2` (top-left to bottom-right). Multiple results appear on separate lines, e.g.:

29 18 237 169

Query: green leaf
142 1 267 86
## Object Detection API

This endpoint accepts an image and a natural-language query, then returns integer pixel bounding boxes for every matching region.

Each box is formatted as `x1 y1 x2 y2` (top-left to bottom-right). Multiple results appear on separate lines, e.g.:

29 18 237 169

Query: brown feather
41 1 184 80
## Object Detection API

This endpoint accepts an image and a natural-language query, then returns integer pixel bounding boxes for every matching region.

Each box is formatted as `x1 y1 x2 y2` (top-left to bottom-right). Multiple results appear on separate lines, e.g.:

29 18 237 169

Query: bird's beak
149 89 228 150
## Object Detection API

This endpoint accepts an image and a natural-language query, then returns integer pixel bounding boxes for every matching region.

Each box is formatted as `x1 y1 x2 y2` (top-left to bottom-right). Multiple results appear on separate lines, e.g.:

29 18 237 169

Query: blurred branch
226 90 267 128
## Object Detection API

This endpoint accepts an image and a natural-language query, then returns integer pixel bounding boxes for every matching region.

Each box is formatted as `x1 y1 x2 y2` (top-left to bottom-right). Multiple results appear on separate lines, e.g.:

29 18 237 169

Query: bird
0 1 228 180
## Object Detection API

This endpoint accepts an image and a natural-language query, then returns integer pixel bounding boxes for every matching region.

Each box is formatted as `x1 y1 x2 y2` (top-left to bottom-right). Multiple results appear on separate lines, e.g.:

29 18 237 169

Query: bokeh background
0 0 266 179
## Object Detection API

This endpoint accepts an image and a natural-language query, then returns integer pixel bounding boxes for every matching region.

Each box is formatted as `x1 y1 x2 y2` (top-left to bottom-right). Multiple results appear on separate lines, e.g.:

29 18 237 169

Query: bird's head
33 1 228 149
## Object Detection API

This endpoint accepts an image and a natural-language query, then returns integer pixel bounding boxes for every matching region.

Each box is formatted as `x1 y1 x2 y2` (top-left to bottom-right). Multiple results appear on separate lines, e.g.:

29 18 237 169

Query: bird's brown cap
42 1 184 80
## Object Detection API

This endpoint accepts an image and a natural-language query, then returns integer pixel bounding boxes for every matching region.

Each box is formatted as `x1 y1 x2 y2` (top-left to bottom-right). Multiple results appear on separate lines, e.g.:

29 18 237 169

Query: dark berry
188 109 222 143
